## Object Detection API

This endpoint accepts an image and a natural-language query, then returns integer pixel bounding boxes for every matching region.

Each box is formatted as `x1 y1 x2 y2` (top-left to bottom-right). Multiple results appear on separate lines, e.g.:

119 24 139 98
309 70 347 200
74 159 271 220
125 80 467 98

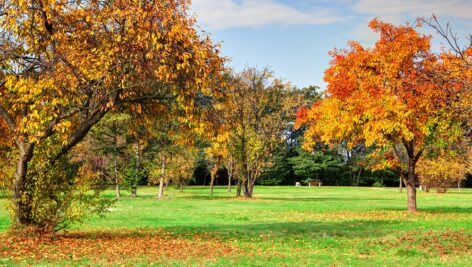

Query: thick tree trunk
179 182 184 191
405 158 417 212
405 179 416 212
243 178 252 198
158 155 166 198
13 143 35 226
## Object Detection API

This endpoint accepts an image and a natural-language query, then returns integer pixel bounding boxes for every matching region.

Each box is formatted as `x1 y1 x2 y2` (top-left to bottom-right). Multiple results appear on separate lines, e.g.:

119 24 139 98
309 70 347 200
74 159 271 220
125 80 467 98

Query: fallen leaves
377 229 472 257
0 229 240 265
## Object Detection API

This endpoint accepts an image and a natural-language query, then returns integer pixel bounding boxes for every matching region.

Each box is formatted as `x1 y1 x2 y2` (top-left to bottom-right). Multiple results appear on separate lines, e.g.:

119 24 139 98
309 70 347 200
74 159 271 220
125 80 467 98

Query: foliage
417 151 472 193
290 149 343 184
0 0 223 231
15 142 112 232
219 67 296 197
296 19 470 211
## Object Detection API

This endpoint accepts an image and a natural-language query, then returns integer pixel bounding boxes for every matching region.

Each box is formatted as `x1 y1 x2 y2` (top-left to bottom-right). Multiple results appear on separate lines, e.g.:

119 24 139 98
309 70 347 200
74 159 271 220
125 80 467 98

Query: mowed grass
1 186 472 266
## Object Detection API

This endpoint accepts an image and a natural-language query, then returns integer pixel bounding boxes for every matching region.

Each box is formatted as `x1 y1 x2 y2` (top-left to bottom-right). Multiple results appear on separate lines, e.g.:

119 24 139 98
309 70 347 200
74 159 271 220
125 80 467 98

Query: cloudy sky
191 0 472 89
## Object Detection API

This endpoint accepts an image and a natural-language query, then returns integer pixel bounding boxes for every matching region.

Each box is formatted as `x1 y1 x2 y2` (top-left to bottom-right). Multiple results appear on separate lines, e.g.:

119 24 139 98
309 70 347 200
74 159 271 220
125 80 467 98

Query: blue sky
191 0 472 89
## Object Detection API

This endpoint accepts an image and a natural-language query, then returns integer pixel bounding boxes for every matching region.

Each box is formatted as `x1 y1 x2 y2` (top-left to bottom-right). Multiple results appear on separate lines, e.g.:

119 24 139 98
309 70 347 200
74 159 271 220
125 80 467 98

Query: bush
417 153 470 193
372 181 385 187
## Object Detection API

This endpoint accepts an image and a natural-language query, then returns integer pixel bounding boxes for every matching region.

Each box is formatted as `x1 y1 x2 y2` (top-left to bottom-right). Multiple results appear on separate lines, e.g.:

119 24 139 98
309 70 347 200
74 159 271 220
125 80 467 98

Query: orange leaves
298 19 466 171
0 229 240 265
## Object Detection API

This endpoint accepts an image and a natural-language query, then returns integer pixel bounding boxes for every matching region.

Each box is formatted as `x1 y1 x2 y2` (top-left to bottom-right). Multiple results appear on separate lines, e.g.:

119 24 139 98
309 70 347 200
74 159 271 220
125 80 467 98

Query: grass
1 186 472 266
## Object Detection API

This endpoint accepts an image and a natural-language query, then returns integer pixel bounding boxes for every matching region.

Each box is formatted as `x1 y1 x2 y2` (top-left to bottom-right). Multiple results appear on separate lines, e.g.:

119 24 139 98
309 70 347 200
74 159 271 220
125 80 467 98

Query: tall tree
89 113 130 199
225 68 294 198
0 0 223 231
297 19 469 211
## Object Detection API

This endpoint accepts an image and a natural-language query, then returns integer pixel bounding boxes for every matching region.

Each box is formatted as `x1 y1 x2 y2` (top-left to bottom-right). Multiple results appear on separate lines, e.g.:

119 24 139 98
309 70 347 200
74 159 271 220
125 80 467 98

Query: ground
1 186 472 266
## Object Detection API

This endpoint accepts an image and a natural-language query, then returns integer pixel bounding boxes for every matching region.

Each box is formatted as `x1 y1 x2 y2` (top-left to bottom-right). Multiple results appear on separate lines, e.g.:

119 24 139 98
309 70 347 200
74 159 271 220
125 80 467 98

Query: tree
89 113 130 199
0 0 223 231
290 149 343 184
224 68 294 198
417 152 471 193
297 19 469 212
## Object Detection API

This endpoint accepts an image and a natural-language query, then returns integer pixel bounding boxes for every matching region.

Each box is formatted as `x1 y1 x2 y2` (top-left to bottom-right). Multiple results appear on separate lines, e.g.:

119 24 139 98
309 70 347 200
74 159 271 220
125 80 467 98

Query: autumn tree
297 19 469 212
224 68 294 198
0 0 223 231
417 151 471 193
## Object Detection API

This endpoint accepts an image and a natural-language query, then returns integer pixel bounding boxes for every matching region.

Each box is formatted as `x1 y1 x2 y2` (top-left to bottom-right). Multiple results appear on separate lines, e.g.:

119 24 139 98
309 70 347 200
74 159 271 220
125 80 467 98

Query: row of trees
0 0 469 234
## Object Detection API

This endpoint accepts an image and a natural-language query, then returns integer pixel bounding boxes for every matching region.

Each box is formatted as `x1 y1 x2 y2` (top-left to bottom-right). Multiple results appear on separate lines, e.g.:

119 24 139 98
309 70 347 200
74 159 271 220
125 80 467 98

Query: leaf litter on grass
0 228 241 265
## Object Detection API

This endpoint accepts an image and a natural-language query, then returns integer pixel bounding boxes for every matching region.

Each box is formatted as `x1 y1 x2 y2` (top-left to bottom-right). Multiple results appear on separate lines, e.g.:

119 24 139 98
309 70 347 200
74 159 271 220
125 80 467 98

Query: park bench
308 181 322 187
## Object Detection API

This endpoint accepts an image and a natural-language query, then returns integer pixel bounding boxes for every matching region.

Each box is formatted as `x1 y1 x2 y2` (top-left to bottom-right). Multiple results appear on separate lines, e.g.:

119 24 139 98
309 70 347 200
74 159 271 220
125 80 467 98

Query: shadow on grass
175 195 395 202
385 206 472 213
162 219 401 241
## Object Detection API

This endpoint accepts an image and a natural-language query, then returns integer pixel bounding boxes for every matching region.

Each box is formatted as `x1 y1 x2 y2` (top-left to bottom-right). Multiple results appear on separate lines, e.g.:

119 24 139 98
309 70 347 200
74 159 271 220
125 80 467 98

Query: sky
190 0 472 89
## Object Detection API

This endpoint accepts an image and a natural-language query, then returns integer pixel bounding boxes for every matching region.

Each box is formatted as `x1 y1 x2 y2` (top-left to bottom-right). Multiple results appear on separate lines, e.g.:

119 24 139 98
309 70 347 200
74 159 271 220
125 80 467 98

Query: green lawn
1 186 472 266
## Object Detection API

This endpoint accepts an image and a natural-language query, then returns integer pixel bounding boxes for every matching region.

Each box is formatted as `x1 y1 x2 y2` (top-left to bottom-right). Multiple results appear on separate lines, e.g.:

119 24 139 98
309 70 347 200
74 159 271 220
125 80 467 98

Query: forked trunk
243 179 252 198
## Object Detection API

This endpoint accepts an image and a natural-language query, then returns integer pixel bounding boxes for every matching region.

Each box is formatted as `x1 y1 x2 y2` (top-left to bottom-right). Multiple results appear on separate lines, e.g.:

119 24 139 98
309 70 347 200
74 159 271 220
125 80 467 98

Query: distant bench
308 181 322 187
295 181 323 187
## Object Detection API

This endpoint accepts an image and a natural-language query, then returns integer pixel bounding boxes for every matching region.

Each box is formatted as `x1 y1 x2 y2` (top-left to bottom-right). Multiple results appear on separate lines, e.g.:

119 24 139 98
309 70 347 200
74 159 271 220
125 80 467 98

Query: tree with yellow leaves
0 0 223 232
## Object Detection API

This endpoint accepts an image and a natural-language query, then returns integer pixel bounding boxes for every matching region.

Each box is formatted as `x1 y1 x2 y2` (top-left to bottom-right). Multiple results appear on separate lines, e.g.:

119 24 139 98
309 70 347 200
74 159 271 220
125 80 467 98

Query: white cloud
353 0 472 21
191 0 346 30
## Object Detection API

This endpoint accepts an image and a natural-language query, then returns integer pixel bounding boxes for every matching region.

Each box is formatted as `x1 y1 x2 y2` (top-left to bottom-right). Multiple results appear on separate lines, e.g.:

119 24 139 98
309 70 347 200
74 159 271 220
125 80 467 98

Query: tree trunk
405 157 417 212
209 175 215 195
132 139 140 199
209 165 216 195
179 182 184 191
114 156 120 200
13 143 35 226
158 155 166 198
405 178 416 212
243 178 252 198
113 133 120 200
399 176 403 193
236 177 242 197
356 168 362 186
227 174 232 193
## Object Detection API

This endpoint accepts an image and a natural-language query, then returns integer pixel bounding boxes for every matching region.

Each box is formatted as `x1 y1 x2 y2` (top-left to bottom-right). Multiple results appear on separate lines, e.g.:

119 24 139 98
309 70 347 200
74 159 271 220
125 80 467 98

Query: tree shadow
385 206 472 213
162 219 402 241
175 195 395 202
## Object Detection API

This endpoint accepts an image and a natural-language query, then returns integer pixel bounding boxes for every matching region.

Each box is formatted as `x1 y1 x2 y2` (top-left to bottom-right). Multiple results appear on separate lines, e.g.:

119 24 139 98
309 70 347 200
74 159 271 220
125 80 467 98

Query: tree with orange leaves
297 19 470 212
0 0 223 231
